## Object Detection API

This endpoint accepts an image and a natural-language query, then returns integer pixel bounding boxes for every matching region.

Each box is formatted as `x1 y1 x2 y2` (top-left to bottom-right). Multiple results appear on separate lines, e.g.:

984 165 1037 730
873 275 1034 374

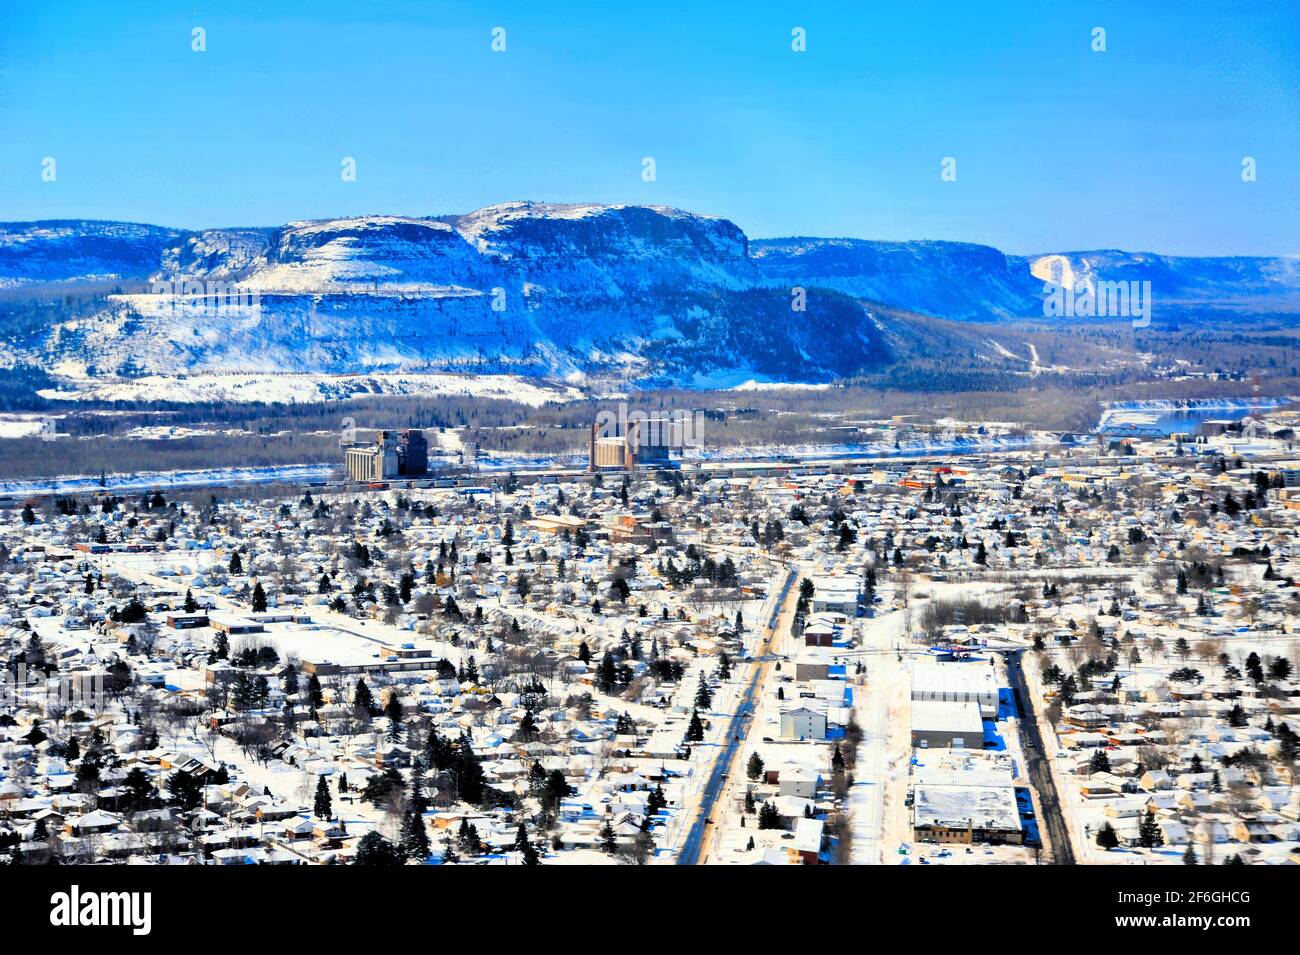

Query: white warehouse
911 658 999 718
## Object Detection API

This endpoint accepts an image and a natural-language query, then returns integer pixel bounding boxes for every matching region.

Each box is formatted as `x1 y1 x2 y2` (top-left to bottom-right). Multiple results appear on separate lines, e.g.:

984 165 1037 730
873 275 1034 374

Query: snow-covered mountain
0 204 886 385
1 203 1297 390
751 237 1044 321
0 220 181 289
753 238 1300 321
1026 250 1300 315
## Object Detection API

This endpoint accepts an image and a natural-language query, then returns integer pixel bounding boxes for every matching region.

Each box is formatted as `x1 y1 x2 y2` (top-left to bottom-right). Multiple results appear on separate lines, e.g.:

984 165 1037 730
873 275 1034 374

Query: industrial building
911 658 999 718
910 699 986 749
587 418 673 471
343 429 429 482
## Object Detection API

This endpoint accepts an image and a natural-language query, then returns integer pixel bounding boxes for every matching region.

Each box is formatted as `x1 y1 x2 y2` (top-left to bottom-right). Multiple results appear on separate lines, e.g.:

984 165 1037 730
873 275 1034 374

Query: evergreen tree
516 707 538 742
685 709 705 743
383 690 403 724
694 677 713 710
596 652 618 694
306 674 324 710
313 775 333 819
1096 821 1120 849
1138 808 1164 848
353 677 374 713
746 752 765 781
599 819 617 854
456 817 483 855
1245 651 1264 684
122 766 157 811
400 808 431 862
646 783 667 818
386 714 404 743
168 769 204 811
455 732 486 805
515 823 540 865
1088 749 1111 774
831 745 846 777
539 768 571 816
354 831 403 865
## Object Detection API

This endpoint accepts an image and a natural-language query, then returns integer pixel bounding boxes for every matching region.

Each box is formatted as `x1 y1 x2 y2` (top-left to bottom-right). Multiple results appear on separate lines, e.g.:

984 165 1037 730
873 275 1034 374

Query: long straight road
676 566 798 865
1005 651 1075 864
846 610 907 864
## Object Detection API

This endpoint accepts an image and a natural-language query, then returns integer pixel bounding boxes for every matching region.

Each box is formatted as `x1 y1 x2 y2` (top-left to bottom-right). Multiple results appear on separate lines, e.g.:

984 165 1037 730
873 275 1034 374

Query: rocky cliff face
1 203 1296 386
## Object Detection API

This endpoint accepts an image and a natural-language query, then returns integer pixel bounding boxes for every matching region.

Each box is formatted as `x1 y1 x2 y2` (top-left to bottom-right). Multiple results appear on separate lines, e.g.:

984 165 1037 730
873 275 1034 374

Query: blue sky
1 0 1297 254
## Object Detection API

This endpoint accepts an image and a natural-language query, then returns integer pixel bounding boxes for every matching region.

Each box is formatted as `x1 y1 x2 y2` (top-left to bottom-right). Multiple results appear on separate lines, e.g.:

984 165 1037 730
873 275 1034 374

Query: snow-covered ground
0 462 336 495
39 372 587 407
846 608 907 864
0 414 54 439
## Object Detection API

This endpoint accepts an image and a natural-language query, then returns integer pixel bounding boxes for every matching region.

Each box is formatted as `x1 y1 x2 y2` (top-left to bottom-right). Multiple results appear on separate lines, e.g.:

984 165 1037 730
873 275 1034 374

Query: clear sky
1 0 1297 255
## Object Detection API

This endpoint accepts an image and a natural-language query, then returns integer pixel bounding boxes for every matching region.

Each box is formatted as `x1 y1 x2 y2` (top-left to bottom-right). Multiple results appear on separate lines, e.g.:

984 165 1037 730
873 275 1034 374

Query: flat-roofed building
809 575 862 616
525 514 590 535
911 658 999 718
165 613 209 630
912 784 1022 845
910 699 985 749
208 615 267 637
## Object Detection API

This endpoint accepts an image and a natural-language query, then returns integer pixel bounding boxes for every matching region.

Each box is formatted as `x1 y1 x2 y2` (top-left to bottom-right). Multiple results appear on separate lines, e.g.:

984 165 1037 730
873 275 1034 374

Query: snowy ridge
3 204 887 386
3 205 1299 390
1029 252 1300 311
